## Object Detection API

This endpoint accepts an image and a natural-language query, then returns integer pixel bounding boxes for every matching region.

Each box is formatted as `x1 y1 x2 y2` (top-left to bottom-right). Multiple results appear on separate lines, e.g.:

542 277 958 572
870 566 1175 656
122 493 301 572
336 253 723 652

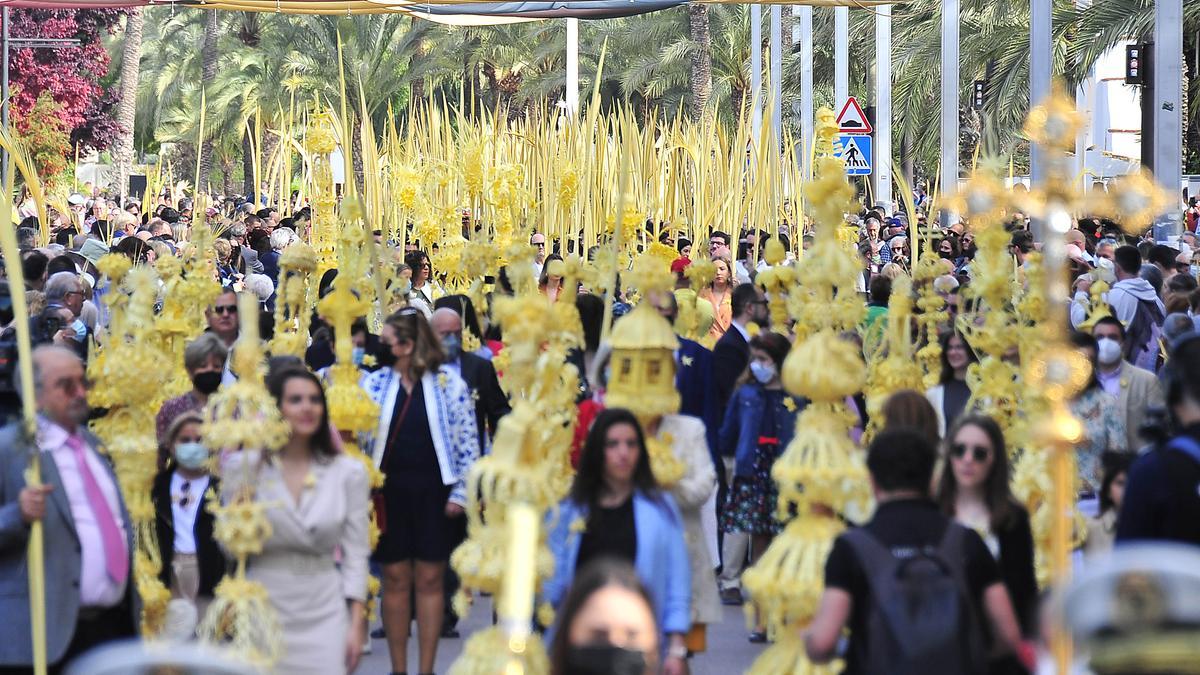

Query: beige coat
1115 361 1164 452
658 414 723 625
222 451 370 674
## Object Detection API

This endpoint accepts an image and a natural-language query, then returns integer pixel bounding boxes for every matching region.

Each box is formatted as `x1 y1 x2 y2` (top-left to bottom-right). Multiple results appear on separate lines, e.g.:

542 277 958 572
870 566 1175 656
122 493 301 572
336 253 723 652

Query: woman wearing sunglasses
935 415 1037 669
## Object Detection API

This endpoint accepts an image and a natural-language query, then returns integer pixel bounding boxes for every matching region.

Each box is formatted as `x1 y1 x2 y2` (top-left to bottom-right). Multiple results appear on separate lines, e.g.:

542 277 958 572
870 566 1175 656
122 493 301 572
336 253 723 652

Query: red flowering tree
8 8 124 157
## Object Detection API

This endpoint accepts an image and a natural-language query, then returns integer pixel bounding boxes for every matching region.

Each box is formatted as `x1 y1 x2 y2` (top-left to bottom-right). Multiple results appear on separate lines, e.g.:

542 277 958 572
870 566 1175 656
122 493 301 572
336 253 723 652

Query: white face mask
750 361 776 384
1097 337 1123 366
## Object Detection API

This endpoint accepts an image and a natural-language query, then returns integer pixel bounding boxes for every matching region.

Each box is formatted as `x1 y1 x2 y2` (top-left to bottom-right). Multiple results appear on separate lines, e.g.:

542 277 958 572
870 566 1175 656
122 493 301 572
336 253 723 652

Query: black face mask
192 370 222 395
374 342 397 369
939 250 955 260
564 644 647 675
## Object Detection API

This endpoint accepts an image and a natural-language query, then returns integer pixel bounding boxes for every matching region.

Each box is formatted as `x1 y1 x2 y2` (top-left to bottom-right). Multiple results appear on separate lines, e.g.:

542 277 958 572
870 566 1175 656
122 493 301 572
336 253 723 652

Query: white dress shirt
39 417 129 608
170 472 210 554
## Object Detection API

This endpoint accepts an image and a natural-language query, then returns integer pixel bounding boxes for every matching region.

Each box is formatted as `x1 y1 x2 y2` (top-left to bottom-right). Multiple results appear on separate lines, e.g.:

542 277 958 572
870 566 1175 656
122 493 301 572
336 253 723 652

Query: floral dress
720 389 785 536
1070 386 1126 493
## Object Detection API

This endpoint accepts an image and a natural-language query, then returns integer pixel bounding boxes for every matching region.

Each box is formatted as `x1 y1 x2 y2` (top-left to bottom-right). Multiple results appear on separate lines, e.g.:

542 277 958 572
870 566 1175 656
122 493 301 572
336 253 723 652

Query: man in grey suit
0 346 135 674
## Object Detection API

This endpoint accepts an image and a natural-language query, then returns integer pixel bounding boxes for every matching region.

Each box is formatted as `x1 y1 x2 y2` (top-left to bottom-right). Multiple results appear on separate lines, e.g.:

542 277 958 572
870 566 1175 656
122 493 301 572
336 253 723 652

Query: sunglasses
951 443 991 463
213 304 238 315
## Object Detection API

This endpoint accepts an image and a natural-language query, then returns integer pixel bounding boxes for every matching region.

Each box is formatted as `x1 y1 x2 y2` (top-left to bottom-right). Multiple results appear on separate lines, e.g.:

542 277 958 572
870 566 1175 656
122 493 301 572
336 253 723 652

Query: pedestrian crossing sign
834 135 872 176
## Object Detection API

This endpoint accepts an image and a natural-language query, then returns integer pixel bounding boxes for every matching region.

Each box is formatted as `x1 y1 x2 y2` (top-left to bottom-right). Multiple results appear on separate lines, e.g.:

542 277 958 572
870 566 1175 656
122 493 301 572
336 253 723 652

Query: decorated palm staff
197 292 290 667
742 108 871 674
0 161 49 675
448 242 583 675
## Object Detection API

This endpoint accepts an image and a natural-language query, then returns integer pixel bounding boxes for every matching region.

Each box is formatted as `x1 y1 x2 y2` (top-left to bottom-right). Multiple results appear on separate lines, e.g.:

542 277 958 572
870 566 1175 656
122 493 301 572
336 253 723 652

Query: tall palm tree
197 10 223 189
112 8 144 200
688 4 714 120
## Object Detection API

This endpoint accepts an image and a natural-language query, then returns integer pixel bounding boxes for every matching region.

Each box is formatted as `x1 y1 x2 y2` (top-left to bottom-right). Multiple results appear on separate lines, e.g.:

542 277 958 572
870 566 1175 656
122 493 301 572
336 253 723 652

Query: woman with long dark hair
220 367 369 674
548 558 660 675
544 408 690 675
925 330 977 436
935 415 1038 646
405 250 443 309
361 309 480 675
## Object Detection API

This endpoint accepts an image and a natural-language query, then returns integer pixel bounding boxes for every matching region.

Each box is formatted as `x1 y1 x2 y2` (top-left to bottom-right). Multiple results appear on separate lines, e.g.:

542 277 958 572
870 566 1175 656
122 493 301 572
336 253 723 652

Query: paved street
360 596 767 674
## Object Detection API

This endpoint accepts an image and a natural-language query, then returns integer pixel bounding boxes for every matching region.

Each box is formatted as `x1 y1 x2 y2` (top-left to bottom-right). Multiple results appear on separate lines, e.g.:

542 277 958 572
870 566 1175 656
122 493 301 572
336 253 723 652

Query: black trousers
442 515 469 628
0 604 134 675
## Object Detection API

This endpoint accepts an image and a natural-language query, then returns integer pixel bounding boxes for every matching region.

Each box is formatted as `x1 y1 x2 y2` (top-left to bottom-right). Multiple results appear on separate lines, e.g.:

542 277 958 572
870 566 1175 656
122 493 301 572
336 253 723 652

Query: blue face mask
351 346 365 366
442 334 462 360
70 319 87 343
174 442 210 471
750 361 776 384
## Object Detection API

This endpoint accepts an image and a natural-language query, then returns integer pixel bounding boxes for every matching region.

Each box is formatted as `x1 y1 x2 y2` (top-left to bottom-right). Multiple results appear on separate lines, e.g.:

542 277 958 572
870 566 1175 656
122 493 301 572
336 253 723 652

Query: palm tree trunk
687 4 713 121
221 153 235 197
113 9 143 202
197 10 221 193
242 124 254 197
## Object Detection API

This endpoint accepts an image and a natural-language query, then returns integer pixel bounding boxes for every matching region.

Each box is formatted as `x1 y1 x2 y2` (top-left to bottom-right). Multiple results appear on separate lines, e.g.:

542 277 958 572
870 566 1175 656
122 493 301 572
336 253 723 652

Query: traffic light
972 80 985 110
1125 44 1144 84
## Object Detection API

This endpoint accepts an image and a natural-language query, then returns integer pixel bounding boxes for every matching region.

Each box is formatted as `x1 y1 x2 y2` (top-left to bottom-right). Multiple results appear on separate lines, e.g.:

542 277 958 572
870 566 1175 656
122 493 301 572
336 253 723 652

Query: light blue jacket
543 490 691 640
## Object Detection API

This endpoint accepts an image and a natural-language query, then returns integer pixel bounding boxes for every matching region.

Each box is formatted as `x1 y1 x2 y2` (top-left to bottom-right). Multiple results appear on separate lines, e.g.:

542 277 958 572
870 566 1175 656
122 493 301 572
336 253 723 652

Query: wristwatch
667 644 689 660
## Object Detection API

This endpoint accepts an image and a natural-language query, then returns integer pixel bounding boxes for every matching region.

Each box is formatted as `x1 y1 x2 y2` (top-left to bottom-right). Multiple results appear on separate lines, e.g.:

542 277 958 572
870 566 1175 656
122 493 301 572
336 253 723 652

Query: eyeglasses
178 481 193 508
951 443 991 463
213 304 238 315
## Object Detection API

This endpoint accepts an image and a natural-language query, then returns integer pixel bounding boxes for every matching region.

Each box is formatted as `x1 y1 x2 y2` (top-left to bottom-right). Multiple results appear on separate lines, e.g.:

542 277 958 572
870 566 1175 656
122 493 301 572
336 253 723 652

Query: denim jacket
718 383 804 479
543 491 692 640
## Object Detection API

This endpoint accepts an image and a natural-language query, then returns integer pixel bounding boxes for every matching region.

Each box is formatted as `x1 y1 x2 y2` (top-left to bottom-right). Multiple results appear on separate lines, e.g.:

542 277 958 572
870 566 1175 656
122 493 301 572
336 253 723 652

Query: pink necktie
67 435 129 585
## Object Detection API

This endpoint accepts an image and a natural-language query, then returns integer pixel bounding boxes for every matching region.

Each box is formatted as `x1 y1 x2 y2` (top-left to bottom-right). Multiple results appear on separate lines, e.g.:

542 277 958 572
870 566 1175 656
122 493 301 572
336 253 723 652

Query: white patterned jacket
360 365 481 506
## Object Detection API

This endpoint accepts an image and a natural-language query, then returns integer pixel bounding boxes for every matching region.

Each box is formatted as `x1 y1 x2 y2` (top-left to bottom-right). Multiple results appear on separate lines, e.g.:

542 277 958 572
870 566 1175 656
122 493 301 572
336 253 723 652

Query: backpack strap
842 528 902 597
934 523 973 602
1167 436 1200 466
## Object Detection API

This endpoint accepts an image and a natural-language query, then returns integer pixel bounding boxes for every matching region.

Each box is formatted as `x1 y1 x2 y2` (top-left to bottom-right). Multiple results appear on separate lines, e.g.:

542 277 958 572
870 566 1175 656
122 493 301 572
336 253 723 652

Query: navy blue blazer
676 337 721 469
712 325 750 415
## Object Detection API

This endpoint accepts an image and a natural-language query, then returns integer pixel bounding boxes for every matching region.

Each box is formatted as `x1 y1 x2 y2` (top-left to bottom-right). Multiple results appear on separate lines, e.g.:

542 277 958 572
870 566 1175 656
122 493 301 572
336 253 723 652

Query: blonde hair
710 254 738 288
880 263 907 281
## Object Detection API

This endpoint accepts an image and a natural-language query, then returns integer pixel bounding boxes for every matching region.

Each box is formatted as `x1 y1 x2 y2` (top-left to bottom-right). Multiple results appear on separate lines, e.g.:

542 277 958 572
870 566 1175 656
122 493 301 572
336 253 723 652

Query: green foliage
15 90 72 186
124 2 1197 188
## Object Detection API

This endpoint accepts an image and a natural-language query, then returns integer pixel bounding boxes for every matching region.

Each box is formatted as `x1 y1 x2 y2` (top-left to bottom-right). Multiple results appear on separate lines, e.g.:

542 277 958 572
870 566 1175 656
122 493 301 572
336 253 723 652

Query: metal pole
769 5 782 146
875 4 892 212
1153 0 1182 216
751 4 762 137
565 18 579 116
800 6 814 175
1030 0 1051 188
940 0 959 195
834 6 848 108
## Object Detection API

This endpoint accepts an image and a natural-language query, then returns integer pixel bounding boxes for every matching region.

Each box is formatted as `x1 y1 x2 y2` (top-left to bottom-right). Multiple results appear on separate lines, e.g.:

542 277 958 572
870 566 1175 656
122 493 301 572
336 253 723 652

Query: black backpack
844 523 987 675
1125 296 1164 372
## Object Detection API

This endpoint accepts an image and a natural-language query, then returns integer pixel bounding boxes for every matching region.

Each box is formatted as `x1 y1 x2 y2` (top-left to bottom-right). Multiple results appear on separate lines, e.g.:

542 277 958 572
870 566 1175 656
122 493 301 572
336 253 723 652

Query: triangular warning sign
840 137 870 169
836 97 873 134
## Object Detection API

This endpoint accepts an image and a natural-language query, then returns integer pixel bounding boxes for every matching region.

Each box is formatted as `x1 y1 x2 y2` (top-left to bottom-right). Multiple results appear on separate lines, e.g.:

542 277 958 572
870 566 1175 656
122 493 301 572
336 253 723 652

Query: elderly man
530 232 547 281
0 346 136 671
41 271 88 356
427 307 509 638
204 288 242 386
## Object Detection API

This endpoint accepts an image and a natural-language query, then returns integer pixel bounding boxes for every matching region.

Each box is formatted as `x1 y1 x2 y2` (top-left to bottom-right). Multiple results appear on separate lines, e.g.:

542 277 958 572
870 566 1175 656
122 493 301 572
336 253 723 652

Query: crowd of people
0 184 1199 675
